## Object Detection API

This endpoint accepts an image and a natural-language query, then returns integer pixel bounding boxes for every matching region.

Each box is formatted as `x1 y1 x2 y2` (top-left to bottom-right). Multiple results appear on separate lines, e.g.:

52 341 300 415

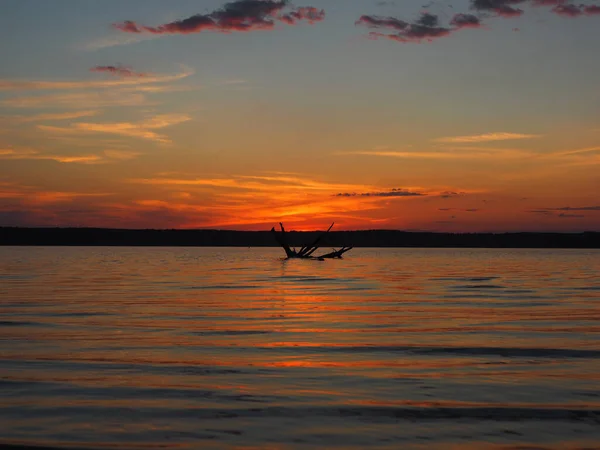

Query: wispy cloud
438 207 480 212
131 173 373 193
102 149 141 160
90 65 148 78
0 66 192 91
434 132 542 143
550 146 600 157
0 147 141 164
0 183 111 205
3 110 99 123
527 205 600 220
334 189 425 197
545 206 600 211
0 147 103 164
38 114 191 144
113 0 325 36
1 91 149 109
338 148 531 159
81 33 161 51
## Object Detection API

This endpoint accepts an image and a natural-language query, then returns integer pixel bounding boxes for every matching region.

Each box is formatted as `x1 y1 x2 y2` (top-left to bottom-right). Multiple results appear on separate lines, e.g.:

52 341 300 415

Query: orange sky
1 0 599 231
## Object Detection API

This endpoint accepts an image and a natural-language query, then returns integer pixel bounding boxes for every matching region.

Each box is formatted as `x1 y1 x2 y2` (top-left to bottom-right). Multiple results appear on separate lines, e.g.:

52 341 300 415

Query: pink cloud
113 0 324 35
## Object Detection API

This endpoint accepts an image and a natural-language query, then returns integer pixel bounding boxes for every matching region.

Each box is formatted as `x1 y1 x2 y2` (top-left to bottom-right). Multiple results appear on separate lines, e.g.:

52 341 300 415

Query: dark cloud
558 213 585 218
551 3 583 16
359 0 600 44
585 4 600 14
470 0 526 17
531 0 565 5
527 205 599 218
355 15 408 31
335 188 425 197
450 13 483 28
551 206 600 211
280 7 325 24
90 65 147 77
357 1 600 43
113 0 324 35
357 12 451 42
472 0 600 18
551 3 600 16
437 207 480 212
416 12 440 27
439 191 467 198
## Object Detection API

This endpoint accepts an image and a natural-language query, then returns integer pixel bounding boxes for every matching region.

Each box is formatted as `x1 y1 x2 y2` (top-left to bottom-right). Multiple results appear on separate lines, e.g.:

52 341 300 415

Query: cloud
38 114 191 144
102 149 141 160
558 213 585 218
439 191 468 198
338 147 531 160
450 13 484 28
356 12 451 42
472 0 600 18
1 91 149 109
355 15 408 30
0 147 103 164
2 110 99 123
334 188 425 197
552 3 583 16
113 0 325 35
0 147 141 164
357 0 600 45
81 33 161 51
470 0 526 17
584 5 600 14
0 66 192 91
434 132 541 143
90 65 148 77
438 207 480 212
550 206 600 211
280 7 326 24
132 173 374 193
551 146 600 157
527 206 600 218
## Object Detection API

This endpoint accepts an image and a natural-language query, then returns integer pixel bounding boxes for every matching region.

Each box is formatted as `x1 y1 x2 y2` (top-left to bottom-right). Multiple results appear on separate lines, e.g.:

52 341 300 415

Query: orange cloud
338 148 532 160
0 147 103 164
0 66 193 91
2 91 149 109
434 132 542 143
38 114 191 144
0 147 141 164
5 110 99 123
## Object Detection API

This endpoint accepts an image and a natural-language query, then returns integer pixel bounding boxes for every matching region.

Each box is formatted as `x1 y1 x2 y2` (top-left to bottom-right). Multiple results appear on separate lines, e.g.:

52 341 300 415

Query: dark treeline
1 227 599 248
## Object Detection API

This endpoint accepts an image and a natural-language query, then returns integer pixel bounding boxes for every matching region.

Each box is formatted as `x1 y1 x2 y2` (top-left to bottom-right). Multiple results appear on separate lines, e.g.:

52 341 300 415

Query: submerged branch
271 222 352 260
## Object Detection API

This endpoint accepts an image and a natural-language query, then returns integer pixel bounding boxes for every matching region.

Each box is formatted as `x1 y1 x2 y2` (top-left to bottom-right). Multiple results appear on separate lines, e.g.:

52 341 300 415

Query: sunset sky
1 0 599 231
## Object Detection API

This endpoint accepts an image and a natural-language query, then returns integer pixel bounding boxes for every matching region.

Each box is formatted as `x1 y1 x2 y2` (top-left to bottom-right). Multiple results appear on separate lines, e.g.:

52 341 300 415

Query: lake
1 247 599 449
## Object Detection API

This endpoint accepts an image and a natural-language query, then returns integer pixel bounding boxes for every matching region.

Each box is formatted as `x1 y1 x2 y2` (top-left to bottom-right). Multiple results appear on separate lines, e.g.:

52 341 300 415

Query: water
1 246 599 450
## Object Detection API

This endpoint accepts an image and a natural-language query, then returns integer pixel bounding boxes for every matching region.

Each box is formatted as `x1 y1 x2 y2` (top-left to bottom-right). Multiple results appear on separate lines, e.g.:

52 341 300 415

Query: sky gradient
1 0 599 231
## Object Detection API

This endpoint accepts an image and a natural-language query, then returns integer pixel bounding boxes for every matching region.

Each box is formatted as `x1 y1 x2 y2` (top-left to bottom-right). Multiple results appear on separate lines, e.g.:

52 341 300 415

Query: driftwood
270 222 353 260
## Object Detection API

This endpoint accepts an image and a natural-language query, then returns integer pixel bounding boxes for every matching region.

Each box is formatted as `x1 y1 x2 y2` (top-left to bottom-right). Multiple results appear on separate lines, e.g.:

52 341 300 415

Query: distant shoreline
1 227 598 248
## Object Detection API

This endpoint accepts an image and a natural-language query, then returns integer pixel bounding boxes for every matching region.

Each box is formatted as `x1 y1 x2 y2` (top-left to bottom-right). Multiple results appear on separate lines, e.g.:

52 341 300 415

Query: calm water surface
1 247 599 449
